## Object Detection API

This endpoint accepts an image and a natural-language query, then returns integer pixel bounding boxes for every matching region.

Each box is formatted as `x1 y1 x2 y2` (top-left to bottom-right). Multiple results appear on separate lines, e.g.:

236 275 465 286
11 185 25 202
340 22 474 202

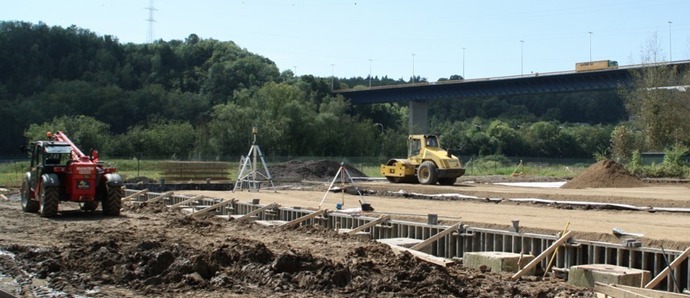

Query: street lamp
668 21 672 61
520 40 524 76
588 32 593 62
411 53 416 83
368 59 373 87
462 47 466 79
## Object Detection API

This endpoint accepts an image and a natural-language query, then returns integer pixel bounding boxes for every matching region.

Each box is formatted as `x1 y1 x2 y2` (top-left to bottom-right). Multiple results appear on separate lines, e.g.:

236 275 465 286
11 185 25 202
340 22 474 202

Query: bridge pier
409 100 428 134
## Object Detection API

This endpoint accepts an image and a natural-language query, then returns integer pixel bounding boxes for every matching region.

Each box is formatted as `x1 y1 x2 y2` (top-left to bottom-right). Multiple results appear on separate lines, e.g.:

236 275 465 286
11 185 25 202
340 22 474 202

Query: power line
146 0 157 43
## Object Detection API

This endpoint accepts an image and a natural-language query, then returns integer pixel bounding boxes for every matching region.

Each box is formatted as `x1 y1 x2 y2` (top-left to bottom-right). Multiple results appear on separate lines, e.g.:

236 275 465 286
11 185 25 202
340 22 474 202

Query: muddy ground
0 198 593 297
0 159 685 297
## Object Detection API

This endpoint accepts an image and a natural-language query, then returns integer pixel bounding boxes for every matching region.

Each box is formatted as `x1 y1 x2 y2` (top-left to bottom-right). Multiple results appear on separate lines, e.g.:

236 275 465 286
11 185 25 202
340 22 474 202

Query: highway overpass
334 60 690 133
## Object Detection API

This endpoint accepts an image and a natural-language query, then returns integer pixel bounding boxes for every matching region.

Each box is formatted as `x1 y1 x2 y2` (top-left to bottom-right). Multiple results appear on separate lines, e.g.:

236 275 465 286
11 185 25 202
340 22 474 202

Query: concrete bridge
334 60 690 133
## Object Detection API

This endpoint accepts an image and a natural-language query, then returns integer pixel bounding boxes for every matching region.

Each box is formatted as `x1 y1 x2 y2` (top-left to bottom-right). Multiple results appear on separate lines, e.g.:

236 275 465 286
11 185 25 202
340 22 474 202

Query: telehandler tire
39 184 59 217
102 185 123 216
21 178 39 213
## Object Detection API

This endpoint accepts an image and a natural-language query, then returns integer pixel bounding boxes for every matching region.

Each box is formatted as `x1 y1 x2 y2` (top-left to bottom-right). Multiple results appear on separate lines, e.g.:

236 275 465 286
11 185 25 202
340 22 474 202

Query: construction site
1 153 690 297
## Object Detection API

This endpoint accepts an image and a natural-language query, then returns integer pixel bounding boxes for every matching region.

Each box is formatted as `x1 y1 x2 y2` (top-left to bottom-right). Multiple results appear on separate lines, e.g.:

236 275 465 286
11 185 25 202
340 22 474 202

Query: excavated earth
0 200 592 297
0 159 683 297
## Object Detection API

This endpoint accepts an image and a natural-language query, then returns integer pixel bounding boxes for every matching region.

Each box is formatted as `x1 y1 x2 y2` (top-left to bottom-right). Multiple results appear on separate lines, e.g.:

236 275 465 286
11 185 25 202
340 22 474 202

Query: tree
24 115 112 155
621 33 690 150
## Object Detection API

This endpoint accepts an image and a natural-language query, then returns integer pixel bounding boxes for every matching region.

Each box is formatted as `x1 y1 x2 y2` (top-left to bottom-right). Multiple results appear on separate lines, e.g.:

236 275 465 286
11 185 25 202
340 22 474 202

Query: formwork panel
122 189 690 296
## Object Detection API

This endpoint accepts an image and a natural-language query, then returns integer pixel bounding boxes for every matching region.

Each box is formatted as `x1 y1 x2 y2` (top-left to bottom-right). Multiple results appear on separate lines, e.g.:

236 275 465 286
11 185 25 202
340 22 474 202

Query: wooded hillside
0 21 637 159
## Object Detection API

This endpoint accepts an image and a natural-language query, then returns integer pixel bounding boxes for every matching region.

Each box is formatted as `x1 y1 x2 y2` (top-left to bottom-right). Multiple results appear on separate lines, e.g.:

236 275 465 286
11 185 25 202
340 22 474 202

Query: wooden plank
410 223 460 251
168 195 205 208
594 283 651 298
511 230 573 280
191 199 236 218
0 288 16 298
387 244 455 267
0 194 8 201
121 189 148 202
146 191 175 203
645 246 690 289
235 203 278 221
346 216 390 235
614 283 690 298
281 210 326 228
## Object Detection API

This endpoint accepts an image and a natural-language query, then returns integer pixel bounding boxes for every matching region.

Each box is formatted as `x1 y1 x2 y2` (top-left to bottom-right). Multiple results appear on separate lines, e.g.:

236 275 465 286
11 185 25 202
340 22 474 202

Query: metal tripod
234 128 274 192
318 162 366 209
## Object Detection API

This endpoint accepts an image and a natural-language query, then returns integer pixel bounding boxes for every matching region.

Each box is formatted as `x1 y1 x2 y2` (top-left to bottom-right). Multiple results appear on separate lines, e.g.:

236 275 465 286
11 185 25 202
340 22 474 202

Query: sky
3 0 689 82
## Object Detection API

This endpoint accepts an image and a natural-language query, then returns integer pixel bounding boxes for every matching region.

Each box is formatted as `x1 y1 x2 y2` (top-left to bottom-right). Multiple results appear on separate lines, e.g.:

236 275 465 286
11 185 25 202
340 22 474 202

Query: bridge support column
409 100 428 134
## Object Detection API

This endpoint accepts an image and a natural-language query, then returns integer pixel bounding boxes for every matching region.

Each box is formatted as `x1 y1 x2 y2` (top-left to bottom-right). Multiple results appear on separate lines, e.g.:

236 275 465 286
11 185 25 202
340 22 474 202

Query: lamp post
368 59 373 87
668 21 673 62
462 47 466 79
588 32 593 61
520 40 524 76
411 53 416 83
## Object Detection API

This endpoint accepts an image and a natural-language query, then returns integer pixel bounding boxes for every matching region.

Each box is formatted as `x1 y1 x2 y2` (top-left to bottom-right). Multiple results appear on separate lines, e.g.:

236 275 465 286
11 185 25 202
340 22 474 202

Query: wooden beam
191 199 236 218
121 189 148 202
645 246 690 289
511 230 573 280
387 244 455 267
282 210 327 228
612 283 690 298
236 203 278 221
146 191 175 203
346 216 390 235
168 195 205 208
0 194 7 201
594 283 651 298
410 223 459 251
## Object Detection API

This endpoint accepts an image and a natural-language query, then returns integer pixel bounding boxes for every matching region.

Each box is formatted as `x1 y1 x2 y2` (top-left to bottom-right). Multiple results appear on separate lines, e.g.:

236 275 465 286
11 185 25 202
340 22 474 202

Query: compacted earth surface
0 159 687 297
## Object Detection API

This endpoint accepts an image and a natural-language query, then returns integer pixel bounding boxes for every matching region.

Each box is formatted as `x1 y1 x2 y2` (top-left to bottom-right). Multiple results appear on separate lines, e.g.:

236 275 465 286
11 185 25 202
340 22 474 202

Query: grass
1 158 588 188
0 161 27 188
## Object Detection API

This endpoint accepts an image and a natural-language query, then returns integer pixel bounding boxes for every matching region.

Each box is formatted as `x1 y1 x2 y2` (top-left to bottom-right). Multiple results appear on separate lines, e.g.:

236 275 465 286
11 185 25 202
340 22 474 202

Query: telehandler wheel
417 161 438 185
39 184 59 217
102 185 123 216
438 177 457 185
21 178 39 213
80 201 99 212
386 177 398 183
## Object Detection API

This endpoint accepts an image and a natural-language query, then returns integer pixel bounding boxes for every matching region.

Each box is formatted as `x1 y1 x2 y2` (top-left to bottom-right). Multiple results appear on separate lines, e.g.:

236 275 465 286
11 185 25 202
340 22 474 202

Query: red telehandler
20 131 123 217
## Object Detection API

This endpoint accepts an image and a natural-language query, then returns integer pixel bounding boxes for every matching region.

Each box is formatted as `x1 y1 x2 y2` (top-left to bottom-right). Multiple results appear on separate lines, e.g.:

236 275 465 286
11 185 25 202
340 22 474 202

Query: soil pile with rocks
561 159 644 189
269 160 367 182
0 207 592 298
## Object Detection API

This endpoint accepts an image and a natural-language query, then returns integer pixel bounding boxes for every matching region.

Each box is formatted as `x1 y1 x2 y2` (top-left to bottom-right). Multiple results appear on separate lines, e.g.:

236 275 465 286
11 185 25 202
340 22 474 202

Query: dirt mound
0 221 591 298
561 159 644 189
269 160 367 182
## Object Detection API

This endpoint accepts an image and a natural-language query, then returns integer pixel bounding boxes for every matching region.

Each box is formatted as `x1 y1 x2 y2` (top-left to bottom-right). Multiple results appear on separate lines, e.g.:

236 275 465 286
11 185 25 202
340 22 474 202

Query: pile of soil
269 160 367 182
0 204 592 297
561 159 644 189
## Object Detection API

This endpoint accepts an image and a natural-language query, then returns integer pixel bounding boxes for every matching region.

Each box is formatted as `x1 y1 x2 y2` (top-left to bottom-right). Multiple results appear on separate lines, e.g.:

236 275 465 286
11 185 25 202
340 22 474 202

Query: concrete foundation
568 264 651 288
463 251 534 274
